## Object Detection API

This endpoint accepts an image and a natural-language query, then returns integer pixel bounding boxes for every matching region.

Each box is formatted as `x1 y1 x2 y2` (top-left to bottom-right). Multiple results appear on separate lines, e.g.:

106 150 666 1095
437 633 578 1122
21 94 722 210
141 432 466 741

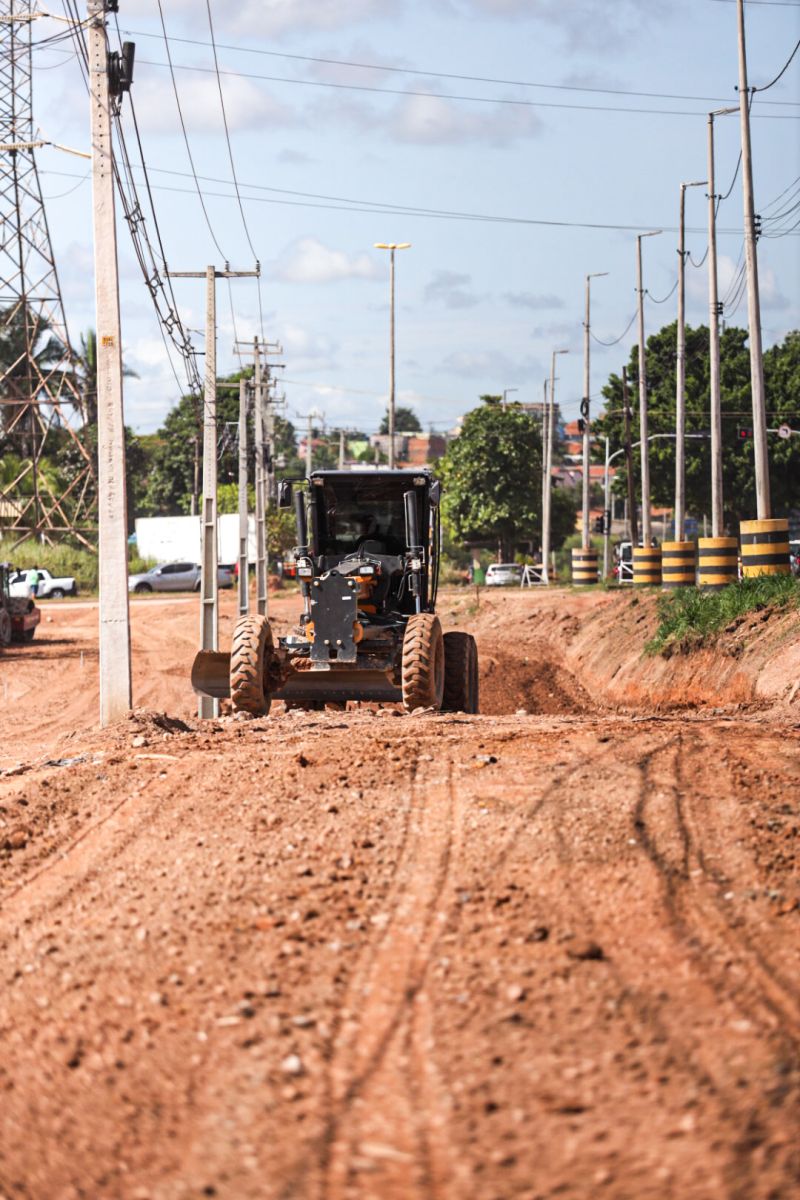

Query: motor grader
191 468 479 715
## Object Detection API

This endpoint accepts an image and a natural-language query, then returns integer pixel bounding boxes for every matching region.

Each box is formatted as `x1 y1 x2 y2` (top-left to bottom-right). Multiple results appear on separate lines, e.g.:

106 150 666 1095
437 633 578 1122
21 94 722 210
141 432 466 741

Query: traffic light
577 418 586 434
594 516 604 533
738 427 753 440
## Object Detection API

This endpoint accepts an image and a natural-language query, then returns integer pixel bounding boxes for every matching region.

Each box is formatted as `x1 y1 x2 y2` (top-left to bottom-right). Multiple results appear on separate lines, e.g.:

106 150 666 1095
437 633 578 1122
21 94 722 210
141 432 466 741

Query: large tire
50 588 65 598
134 583 152 594
24 627 36 643
468 635 480 714
442 631 472 712
0 609 11 647
230 614 273 716
401 613 444 713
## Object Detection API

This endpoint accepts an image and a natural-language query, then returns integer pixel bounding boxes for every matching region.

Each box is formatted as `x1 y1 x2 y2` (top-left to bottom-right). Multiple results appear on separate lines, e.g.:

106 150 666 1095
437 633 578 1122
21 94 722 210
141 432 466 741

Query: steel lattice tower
0 0 94 547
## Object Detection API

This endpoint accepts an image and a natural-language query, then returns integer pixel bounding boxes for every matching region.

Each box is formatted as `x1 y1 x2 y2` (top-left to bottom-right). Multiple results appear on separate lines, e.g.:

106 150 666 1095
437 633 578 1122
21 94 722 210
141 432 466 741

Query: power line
155 0 226 259
117 27 800 107
134 57 800 120
754 35 800 90
590 311 637 346
646 280 679 304
42 164 779 237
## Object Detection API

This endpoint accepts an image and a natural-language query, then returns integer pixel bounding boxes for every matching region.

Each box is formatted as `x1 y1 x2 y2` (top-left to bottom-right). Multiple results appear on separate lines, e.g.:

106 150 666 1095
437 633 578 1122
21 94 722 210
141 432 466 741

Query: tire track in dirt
318 759 468 1200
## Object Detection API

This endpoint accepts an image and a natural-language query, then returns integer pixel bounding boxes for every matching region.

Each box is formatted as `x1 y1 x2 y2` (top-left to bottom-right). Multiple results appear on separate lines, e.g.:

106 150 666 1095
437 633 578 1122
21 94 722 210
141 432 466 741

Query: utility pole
338 428 345 469
602 435 611 579
542 349 568 584
622 366 638 548
166 264 259 717
736 0 770 519
88 0 132 725
582 272 608 548
636 231 661 545
675 182 706 540
708 109 737 536
306 412 313 477
540 377 548 565
374 242 411 468
237 376 249 617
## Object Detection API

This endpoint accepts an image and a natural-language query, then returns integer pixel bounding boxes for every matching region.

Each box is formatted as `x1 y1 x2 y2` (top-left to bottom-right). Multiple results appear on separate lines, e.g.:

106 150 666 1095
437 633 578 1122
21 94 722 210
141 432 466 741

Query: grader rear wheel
442 631 472 712
401 613 445 713
230 615 273 716
468 634 480 714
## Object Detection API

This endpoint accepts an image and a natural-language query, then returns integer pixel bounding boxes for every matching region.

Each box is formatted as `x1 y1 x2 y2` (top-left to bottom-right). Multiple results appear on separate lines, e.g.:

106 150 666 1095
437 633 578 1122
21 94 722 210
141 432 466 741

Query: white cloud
129 0 396 39
134 72 298 136
461 0 664 48
271 237 382 284
439 348 542 380
425 270 482 309
389 91 541 147
504 291 565 311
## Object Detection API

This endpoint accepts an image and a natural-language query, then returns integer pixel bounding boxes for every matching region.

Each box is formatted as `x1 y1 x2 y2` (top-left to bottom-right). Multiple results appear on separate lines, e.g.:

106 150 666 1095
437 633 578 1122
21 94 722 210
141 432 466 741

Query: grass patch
646 575 800 656
0 540 155 594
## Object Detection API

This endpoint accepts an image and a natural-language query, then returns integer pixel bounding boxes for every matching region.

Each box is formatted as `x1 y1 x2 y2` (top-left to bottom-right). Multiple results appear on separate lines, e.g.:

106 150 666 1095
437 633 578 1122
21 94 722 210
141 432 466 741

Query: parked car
128 561 234 593
8 566 78 598
485 563 524 587
790 540 800 578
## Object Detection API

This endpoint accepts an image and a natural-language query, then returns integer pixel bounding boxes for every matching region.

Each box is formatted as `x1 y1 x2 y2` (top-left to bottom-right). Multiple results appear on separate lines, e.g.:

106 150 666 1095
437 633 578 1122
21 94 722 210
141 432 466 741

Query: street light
708 107 738 537
374 242 411 468
636 230 662 546
542 348 569 585
582 271 608 550
675 182 706 541
502 387 518 408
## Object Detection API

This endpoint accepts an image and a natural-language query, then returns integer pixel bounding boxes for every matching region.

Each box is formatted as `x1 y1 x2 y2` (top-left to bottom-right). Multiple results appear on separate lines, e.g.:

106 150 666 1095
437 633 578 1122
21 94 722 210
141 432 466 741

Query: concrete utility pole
89 0 132 726
338 428 345 469
540 378 548 563
636 231 661 546
237 377 249 617
374 242 411 468
708 109 737 536
622 365 638 548
675 182 706 540
736 0 770 519
582 272 608 548
166 265 259 717
306 412 314 477
542 349 568 584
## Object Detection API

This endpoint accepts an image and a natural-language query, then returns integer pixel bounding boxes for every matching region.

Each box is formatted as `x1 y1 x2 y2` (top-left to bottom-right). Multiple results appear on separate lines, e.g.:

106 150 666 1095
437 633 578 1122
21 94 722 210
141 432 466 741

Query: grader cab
191 469 479 715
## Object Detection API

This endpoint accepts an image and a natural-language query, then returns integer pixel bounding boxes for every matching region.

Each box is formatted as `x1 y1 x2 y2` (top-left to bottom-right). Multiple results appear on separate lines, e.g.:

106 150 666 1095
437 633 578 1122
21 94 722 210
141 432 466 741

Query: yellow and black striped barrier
661 540 696 589
633 545 662 586
571 547 598 585
697 537 738 590
740 518 790 578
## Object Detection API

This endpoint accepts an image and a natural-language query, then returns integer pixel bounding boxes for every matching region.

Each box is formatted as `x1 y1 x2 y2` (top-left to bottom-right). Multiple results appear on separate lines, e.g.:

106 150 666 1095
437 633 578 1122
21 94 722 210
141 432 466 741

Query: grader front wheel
230 615 273 716
401 613 445 713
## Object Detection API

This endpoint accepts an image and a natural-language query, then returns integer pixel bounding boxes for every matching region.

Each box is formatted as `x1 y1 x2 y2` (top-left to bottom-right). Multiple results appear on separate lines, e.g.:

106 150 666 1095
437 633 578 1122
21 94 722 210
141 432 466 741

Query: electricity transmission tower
0 1 95 547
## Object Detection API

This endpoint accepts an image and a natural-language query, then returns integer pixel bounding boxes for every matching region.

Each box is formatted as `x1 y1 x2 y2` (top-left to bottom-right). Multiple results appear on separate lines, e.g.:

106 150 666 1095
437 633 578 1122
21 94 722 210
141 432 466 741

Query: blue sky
30 0 800 437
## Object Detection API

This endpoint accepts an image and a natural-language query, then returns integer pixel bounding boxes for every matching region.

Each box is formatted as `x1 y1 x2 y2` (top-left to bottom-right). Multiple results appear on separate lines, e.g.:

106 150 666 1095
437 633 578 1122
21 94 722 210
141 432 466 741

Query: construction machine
0 563 41 647
191 468 479 715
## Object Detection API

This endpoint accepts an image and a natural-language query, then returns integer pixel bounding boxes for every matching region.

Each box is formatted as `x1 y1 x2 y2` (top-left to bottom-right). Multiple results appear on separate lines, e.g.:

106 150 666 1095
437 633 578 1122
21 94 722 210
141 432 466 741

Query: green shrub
646 575 800 655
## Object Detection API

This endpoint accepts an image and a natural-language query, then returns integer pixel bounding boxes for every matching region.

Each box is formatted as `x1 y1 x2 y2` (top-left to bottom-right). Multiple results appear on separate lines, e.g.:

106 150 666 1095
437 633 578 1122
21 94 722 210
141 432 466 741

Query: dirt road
1 589 798 1199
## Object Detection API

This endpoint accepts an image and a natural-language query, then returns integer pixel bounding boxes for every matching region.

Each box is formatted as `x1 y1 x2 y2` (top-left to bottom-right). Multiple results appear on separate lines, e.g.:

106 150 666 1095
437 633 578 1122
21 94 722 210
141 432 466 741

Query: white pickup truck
9 566 78 599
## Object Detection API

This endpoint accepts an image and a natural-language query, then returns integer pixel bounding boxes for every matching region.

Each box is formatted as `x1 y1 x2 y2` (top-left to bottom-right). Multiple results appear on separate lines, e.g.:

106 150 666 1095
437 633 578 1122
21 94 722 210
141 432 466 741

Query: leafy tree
439 401 576 560
379 405 422 434
594 323 800 526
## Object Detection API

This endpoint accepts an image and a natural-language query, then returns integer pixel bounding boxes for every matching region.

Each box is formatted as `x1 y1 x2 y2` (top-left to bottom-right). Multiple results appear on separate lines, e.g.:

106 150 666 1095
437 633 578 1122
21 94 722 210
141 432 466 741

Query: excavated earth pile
0 588 798 1199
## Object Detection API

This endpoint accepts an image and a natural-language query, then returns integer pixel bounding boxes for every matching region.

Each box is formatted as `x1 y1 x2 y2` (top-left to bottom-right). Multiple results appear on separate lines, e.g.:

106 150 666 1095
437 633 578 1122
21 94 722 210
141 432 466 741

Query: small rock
528 925 549 942
131 735 146 748
4 828 28 850
515 708 528 716
281 1053 304 1076
506 984 526 1003
568 940 605 962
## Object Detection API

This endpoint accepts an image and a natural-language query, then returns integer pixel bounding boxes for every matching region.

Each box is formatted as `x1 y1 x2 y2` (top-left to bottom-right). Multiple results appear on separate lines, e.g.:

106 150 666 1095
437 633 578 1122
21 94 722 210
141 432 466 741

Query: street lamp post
636 230 662 546
374 242 411 468
675 182 706 540
542 348 569 584
708 107 738 537
502 387 518 408
582 271 608 549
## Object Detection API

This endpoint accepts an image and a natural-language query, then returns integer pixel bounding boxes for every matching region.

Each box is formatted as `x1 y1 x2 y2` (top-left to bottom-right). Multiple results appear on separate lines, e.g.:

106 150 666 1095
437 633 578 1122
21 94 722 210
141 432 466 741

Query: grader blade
191 650 231 699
